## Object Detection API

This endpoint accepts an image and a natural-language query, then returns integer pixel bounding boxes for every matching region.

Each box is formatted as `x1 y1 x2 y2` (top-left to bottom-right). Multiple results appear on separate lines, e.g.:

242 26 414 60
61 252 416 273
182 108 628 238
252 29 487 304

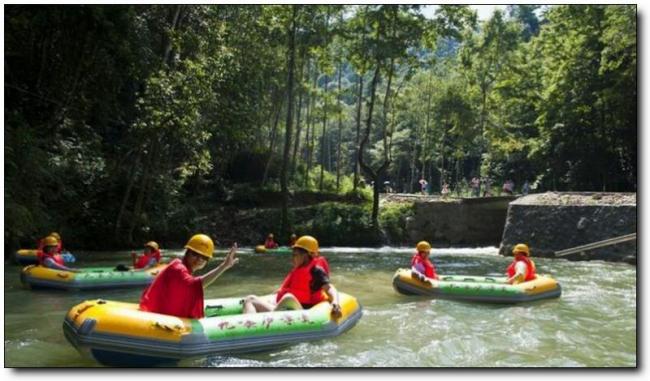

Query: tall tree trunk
421 72 433 180
305 66 317 188
291 55 307 181
127 141 158 245
353 74 364 192
336 60 343 192
477 84 488 195
114 153 141 241
280 5 298 237
319 76 328 191
358 64 382 227
262 95 284 186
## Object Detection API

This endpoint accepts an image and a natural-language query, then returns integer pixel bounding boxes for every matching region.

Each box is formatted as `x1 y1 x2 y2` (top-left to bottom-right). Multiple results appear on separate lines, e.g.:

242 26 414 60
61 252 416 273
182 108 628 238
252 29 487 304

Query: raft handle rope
57 273 70 279
152 321 183 332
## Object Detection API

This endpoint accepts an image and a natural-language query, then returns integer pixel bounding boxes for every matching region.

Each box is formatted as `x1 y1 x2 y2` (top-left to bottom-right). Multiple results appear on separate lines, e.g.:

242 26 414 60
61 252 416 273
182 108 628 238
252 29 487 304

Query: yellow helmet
292 235 319 256
43 235 59 247
49 232 61 241
416 241 431 253
184 234 214 259
512 243 530 256
145 241 159 251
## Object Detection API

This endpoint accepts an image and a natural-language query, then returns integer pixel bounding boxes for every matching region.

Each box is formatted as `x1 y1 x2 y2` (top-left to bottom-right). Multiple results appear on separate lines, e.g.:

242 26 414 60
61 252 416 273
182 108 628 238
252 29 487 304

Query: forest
4 5 637 250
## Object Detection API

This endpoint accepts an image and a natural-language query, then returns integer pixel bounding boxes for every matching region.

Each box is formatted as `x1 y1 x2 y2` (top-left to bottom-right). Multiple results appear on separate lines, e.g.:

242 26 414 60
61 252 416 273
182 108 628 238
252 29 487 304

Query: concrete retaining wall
405 196 515 246
499 192 637 264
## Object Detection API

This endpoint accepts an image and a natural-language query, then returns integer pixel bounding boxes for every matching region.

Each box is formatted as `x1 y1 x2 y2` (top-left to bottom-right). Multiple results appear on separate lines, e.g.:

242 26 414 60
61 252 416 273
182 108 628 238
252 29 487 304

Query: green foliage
378 202 414 244
3 4 636 253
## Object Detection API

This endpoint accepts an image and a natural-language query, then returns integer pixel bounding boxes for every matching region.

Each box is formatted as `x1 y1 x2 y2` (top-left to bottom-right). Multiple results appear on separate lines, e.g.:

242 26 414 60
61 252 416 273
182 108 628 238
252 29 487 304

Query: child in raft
37 235 79 272
264 233 279 249
411 241 439 282
242 235 341 318
131 241 162 270
505 243 536 284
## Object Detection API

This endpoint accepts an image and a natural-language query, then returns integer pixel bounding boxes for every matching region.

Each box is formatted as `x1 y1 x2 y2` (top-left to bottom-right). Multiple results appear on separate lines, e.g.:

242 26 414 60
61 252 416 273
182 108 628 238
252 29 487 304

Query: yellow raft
392 268 561 303
21 264 167 291
63 292 363 366
15 249 39 265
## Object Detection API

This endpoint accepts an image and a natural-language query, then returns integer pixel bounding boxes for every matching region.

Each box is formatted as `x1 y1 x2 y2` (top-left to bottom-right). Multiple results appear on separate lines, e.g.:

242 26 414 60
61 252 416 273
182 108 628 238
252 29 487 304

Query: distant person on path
419 179 428 195
522 180 530 196
470 177 480 197
482 177 493 197
505 243 536 285
37 235 79 272
411 241 439 282
139 234 238 319
441 183 450 199
242 235 341 318
264 233 279 249
502 179 514 195
132 241 162 270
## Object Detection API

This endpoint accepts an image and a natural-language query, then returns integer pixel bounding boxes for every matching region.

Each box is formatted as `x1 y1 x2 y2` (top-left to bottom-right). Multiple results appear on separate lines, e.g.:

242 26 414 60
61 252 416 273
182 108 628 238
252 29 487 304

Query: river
3 247 637 367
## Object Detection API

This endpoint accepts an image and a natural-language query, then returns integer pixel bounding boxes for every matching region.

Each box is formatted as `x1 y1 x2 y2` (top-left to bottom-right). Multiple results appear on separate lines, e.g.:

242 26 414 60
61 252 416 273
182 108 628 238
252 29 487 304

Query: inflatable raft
63 292 363 366
15 249 76 265
254 245 292 254
392 268 561 303
20 264 167 291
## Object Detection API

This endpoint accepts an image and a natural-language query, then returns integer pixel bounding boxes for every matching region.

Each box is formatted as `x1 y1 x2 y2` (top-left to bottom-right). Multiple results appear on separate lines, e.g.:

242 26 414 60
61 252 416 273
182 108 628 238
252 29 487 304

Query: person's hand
331 303 342 319
223 243 239 269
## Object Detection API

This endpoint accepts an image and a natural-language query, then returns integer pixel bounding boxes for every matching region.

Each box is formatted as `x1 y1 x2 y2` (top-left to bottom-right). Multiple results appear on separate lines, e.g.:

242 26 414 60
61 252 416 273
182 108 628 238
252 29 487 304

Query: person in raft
505 243 536 284
37 232 64 253
131 241 162 270
139 234 238 319
411 241 439 282
264 233 279 249
289 233 298 247
242 235 341 318
37 235 79 272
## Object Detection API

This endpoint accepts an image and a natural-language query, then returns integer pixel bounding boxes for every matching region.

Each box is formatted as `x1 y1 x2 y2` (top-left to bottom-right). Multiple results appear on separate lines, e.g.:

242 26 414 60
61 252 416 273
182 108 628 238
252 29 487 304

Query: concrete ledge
500 192 637 263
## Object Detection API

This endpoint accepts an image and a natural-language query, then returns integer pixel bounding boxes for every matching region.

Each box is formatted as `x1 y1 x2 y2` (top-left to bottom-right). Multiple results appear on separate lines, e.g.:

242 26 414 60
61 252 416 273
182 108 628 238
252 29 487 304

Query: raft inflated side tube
15 249 76 265
392 268 561 303
20 264 167 291
15 249 39 265
63 293 363 366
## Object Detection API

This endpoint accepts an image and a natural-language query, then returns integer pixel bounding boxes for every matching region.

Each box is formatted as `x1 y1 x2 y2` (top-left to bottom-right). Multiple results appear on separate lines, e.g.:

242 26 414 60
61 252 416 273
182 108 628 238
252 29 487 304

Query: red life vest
37 250 65 267
276 259 327 306
139 258 204 319
134 249 161 269
314 256 330 275
506 255 537 281
411 252 437 279
264 239 279 249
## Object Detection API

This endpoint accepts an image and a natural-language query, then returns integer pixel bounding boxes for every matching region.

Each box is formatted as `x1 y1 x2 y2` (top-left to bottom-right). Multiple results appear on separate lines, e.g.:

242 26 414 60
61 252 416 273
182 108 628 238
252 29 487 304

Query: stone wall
405 196 515 246
499 192 637 264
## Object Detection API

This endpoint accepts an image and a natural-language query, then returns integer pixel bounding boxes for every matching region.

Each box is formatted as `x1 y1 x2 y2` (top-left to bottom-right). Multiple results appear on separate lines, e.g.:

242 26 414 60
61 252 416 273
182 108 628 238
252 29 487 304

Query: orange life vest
506 255 536 281
134 249 161 269
276 259 327 306
411 252 437 278
264 239 279 249
37 250 65 267
314 256 330 275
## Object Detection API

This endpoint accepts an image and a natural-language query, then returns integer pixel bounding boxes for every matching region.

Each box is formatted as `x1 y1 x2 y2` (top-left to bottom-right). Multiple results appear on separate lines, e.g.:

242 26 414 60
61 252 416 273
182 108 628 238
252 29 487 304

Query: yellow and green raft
254 245 292 254
392 268 561 303
21 264 167 291
63 292 363 366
